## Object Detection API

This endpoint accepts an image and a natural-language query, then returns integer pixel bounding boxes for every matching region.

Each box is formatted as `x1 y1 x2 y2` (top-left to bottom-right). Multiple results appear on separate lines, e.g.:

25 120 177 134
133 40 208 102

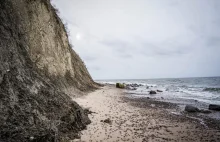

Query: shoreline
124 92 220 130
74 85 220 142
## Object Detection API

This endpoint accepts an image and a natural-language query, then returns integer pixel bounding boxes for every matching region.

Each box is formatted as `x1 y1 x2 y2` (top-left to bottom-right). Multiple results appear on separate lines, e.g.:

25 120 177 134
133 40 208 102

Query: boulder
149 90 157 94
185 105 199 112
125 86 137 90
116 83 125 89
131 87 137 90
199 109 212 114
157 90 163 92
128 83 143 88
209 104 220 111
203 88 220 92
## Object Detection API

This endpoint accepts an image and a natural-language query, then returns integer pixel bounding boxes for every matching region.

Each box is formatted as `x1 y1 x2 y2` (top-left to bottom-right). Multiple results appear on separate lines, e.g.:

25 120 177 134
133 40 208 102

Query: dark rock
146 86 149 89
101 118 112 124
157 90 163 92
203 88 220 92
131 87 137 90
116 83 125 89
199 109 212 114
185 105 199 112
149 90 157 94
125 86 130 89
125 86 137 90
209 104 220 111
127 83 143 88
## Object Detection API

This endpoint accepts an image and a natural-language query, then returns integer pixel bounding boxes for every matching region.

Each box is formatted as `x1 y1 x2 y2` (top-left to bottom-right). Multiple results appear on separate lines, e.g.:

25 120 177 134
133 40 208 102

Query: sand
73 86 220 142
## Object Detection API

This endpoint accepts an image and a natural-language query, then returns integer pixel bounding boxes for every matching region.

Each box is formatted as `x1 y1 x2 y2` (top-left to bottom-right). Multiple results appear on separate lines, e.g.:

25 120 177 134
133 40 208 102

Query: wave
203 88 220 92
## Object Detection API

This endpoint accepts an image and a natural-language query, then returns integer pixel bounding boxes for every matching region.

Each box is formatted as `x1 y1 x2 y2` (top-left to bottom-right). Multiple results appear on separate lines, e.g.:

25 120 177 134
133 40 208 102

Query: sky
52 0 220 80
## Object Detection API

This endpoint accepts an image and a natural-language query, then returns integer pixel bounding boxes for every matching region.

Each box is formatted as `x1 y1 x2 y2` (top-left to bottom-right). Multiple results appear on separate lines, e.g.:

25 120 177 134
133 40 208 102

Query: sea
97 77 220 112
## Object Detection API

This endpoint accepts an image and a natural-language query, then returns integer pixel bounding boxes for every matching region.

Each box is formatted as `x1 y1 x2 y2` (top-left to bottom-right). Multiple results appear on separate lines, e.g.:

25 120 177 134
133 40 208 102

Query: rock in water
0 0 99 142
149 90 157 94
157 90 163 92
185 105 199 112
199 109 212 114
209 104 220 111
203 88 220 92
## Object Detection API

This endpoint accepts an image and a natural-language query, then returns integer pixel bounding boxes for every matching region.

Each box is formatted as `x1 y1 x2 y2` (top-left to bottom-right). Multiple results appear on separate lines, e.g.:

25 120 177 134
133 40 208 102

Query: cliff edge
0 0 98 141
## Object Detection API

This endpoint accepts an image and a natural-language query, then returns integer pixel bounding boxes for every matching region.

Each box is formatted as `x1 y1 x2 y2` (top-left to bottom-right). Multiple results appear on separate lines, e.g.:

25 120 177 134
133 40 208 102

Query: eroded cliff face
12 0 98 94
28 0 99 94
0 0 98 141
25 0 98 93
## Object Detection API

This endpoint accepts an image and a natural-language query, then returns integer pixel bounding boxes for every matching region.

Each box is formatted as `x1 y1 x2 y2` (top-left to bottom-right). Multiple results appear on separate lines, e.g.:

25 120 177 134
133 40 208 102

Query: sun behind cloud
76 33 81 40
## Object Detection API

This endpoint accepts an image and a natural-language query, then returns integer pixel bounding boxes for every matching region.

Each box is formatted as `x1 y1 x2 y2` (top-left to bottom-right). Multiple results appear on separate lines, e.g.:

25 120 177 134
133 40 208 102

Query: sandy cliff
0 0 98 141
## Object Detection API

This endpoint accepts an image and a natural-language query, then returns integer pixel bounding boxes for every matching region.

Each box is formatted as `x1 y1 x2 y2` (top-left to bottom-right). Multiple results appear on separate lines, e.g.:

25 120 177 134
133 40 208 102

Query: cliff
0 0 98 141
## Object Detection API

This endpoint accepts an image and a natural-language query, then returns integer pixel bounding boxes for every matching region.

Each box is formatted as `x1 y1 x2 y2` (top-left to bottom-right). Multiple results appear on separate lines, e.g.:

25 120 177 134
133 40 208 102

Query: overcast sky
52 0 220 80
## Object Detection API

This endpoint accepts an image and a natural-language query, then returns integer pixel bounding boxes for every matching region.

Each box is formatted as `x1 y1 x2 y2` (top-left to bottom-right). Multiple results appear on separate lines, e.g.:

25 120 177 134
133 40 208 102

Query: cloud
100 38 190 58
52 0 220 79
83 55 97 62
99 39 132 51
88 65 100 71
121 54 133 58
139 40 190 57
206 36 220 48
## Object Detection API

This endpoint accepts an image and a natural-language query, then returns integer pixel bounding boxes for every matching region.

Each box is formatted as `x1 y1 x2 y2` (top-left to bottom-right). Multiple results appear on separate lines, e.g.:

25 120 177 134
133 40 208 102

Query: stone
116 83 125 89
101 118 112 124
203 88 220 92
131 87 137 90
185 105 199 112
150 104 155 107
157 90 163 92
209 104 220 111
125 86 137 90
199 109 212 114
29 136 34 140
149 90 157 94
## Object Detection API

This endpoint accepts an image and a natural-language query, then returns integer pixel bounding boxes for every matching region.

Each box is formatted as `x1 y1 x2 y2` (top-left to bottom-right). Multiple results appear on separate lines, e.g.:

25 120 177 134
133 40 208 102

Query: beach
74 85 220 142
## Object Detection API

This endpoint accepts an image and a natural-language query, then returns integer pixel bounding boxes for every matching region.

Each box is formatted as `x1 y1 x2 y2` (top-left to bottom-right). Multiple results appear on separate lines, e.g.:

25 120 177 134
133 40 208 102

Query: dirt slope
0 0 98 141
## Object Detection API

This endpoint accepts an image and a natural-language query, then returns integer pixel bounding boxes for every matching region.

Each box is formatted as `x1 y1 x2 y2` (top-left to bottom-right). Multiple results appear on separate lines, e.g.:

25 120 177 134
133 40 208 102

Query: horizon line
94 76 220 81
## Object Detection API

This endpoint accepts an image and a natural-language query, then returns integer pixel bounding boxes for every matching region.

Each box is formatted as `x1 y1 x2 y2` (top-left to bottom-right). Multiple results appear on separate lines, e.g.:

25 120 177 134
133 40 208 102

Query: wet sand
74 86 220 142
